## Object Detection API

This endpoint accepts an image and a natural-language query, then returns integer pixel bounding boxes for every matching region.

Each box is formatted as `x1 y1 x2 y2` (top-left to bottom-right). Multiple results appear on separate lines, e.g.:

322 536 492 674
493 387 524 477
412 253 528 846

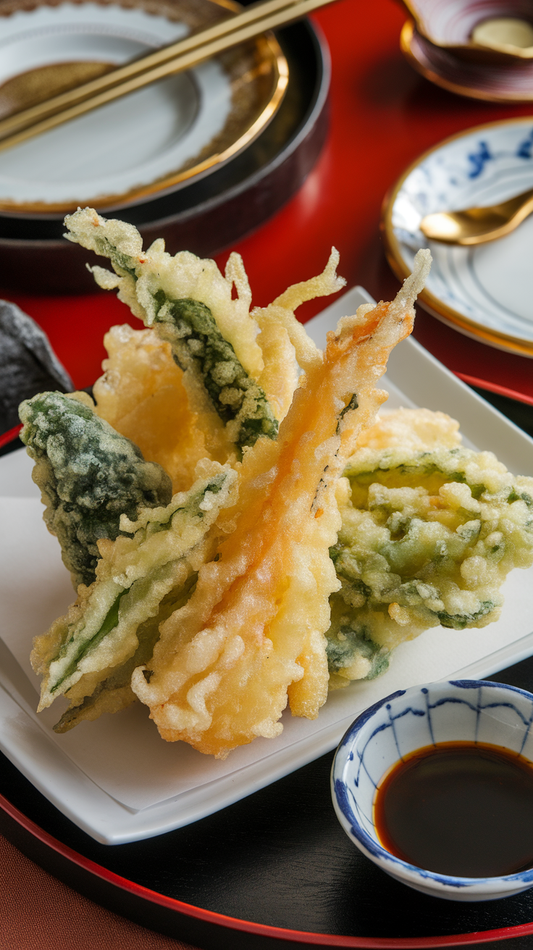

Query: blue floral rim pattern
332 680 533 891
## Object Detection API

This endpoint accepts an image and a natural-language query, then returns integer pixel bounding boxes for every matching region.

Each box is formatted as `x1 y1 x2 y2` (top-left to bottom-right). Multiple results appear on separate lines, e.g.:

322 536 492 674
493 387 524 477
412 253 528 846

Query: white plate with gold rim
382 117 533 358
0 0 287 213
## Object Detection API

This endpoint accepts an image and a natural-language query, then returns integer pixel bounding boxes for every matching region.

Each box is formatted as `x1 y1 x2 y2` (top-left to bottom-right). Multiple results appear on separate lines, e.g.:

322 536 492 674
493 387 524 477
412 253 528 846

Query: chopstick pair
0 0 338 153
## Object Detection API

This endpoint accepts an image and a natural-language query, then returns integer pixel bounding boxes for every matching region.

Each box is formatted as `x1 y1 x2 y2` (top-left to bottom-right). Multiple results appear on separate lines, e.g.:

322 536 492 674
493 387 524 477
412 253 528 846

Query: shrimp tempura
130 250 431 757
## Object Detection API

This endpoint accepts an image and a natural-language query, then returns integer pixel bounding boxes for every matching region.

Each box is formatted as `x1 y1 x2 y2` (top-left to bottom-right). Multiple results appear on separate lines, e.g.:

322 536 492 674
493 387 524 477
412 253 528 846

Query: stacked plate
0 0 330 293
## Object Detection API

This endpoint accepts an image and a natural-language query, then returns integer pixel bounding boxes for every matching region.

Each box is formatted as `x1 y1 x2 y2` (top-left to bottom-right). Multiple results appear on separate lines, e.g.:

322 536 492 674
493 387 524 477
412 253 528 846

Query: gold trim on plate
380 115 533 358
0 0 288 214
400 20 533 104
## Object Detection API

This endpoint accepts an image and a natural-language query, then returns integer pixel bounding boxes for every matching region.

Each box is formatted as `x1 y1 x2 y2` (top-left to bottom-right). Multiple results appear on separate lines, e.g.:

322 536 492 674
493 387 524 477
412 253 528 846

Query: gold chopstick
0 0 337 152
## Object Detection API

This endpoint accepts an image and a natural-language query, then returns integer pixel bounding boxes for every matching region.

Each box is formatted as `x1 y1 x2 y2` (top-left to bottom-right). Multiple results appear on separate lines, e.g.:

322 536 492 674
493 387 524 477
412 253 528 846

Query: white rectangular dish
1 285 533 845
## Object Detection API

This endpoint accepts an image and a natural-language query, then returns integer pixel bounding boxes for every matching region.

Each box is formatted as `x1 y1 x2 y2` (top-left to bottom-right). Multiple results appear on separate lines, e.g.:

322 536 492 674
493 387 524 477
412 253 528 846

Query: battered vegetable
327 412 533 687
64 209 279 456
25 223 434 755
64 209 347 464
19 391 172 588
129 251 430 757
31 464 238 729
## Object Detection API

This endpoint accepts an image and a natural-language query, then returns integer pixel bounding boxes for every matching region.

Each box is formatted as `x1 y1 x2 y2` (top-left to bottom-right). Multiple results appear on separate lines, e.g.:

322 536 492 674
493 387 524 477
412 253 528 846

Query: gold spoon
419 186 533 245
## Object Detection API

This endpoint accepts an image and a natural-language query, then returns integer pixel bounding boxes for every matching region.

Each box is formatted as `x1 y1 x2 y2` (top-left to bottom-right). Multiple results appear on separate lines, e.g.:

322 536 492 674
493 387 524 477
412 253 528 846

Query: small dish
398 0 533 63
381 116 533 357
331 679 533 902
0 0 287 213
401 20 533 102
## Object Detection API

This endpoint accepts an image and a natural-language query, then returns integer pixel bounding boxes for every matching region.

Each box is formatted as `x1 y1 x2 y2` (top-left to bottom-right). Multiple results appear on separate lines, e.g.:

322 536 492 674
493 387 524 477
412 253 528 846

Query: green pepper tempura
63 208 279 455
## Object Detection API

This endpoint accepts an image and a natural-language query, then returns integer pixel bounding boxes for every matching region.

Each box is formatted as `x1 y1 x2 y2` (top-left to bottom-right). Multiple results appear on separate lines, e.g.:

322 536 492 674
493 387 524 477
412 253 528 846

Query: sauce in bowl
374 741 533 877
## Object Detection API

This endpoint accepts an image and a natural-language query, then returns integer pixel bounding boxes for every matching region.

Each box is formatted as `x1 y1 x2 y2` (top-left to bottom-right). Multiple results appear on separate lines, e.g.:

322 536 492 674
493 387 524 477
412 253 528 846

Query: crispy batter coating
31 463 238 729
19 390 172 588
64 209 277 457
65 208 346 459
92 325 207 493
328 408 533 687
27 222 431 755
129 252 430 757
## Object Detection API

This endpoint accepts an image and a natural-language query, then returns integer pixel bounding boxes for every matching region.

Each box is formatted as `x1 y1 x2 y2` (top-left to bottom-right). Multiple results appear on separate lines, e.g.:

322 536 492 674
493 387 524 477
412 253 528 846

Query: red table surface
2 3 533 949
2 0 533 401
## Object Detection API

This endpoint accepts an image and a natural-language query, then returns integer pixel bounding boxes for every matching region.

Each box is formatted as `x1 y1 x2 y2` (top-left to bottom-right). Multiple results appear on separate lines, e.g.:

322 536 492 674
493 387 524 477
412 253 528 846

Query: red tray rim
2 787 533 949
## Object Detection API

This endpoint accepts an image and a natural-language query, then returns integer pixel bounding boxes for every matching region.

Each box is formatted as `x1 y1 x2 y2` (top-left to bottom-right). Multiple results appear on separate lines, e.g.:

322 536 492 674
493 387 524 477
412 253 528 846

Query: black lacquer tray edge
0 778 532 950
3 713 533 949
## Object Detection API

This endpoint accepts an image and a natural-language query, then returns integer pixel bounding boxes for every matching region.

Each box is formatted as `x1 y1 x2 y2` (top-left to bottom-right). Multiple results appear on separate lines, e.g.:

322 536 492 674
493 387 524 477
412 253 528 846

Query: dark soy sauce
373 741 533 877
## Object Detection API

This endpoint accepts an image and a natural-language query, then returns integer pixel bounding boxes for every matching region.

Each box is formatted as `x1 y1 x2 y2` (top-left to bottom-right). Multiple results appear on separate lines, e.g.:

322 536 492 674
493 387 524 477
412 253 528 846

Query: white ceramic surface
2 286 533 844
383 117 533 356
0 1 285 211
332 680 533 901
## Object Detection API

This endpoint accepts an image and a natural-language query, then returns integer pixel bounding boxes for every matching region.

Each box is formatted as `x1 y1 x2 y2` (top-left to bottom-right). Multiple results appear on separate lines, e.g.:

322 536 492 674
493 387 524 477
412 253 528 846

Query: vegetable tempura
64 208 346 464
130 253 430 756
31 463 238 731
19 391 172 588
327 408 533 686
25 208 437 755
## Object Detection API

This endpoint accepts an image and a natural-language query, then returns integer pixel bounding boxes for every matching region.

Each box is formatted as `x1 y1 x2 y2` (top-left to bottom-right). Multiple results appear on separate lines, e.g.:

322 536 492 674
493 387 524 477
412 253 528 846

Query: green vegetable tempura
31 463 237 731
63 208 279 455
19 391 172 588
326 409 533 688
21 225 533 749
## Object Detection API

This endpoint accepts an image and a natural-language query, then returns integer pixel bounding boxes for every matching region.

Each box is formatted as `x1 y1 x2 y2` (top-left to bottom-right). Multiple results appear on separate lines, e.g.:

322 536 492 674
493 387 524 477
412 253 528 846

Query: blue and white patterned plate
382 117 533 357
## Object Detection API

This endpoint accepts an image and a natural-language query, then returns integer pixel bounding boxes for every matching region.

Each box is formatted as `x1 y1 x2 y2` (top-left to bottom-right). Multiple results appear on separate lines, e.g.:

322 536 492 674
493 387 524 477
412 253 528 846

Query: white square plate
1 286 533 844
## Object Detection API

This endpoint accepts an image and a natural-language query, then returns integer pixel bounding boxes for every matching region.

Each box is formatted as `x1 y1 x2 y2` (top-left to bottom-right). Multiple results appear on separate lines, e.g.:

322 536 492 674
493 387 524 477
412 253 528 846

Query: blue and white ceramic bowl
331 680 533 901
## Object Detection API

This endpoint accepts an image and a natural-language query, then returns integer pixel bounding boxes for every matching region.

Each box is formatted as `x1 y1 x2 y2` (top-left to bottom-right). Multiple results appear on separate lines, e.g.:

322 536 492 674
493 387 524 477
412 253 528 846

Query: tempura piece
327 409 533 687
64 209 278 459
64 208 346 461
252 248 345 374
92 325 207 493
355 406 462 452
31 463 238 730
129 251 431 757
19 391 172 588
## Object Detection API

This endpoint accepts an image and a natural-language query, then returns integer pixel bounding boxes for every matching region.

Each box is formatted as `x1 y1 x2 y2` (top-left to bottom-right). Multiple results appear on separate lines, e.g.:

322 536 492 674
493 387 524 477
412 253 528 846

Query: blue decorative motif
467 141 492 178
516 129 533 159
331 680 533 899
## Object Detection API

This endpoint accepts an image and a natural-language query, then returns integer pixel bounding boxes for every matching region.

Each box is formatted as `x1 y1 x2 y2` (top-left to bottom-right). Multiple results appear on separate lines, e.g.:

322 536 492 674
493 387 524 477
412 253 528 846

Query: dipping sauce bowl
331 680 533 901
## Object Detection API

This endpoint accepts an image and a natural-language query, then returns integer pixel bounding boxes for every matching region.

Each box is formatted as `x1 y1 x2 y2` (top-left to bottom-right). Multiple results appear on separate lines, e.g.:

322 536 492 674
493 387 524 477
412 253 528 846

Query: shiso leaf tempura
327 408 533 686
19 391 172 588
